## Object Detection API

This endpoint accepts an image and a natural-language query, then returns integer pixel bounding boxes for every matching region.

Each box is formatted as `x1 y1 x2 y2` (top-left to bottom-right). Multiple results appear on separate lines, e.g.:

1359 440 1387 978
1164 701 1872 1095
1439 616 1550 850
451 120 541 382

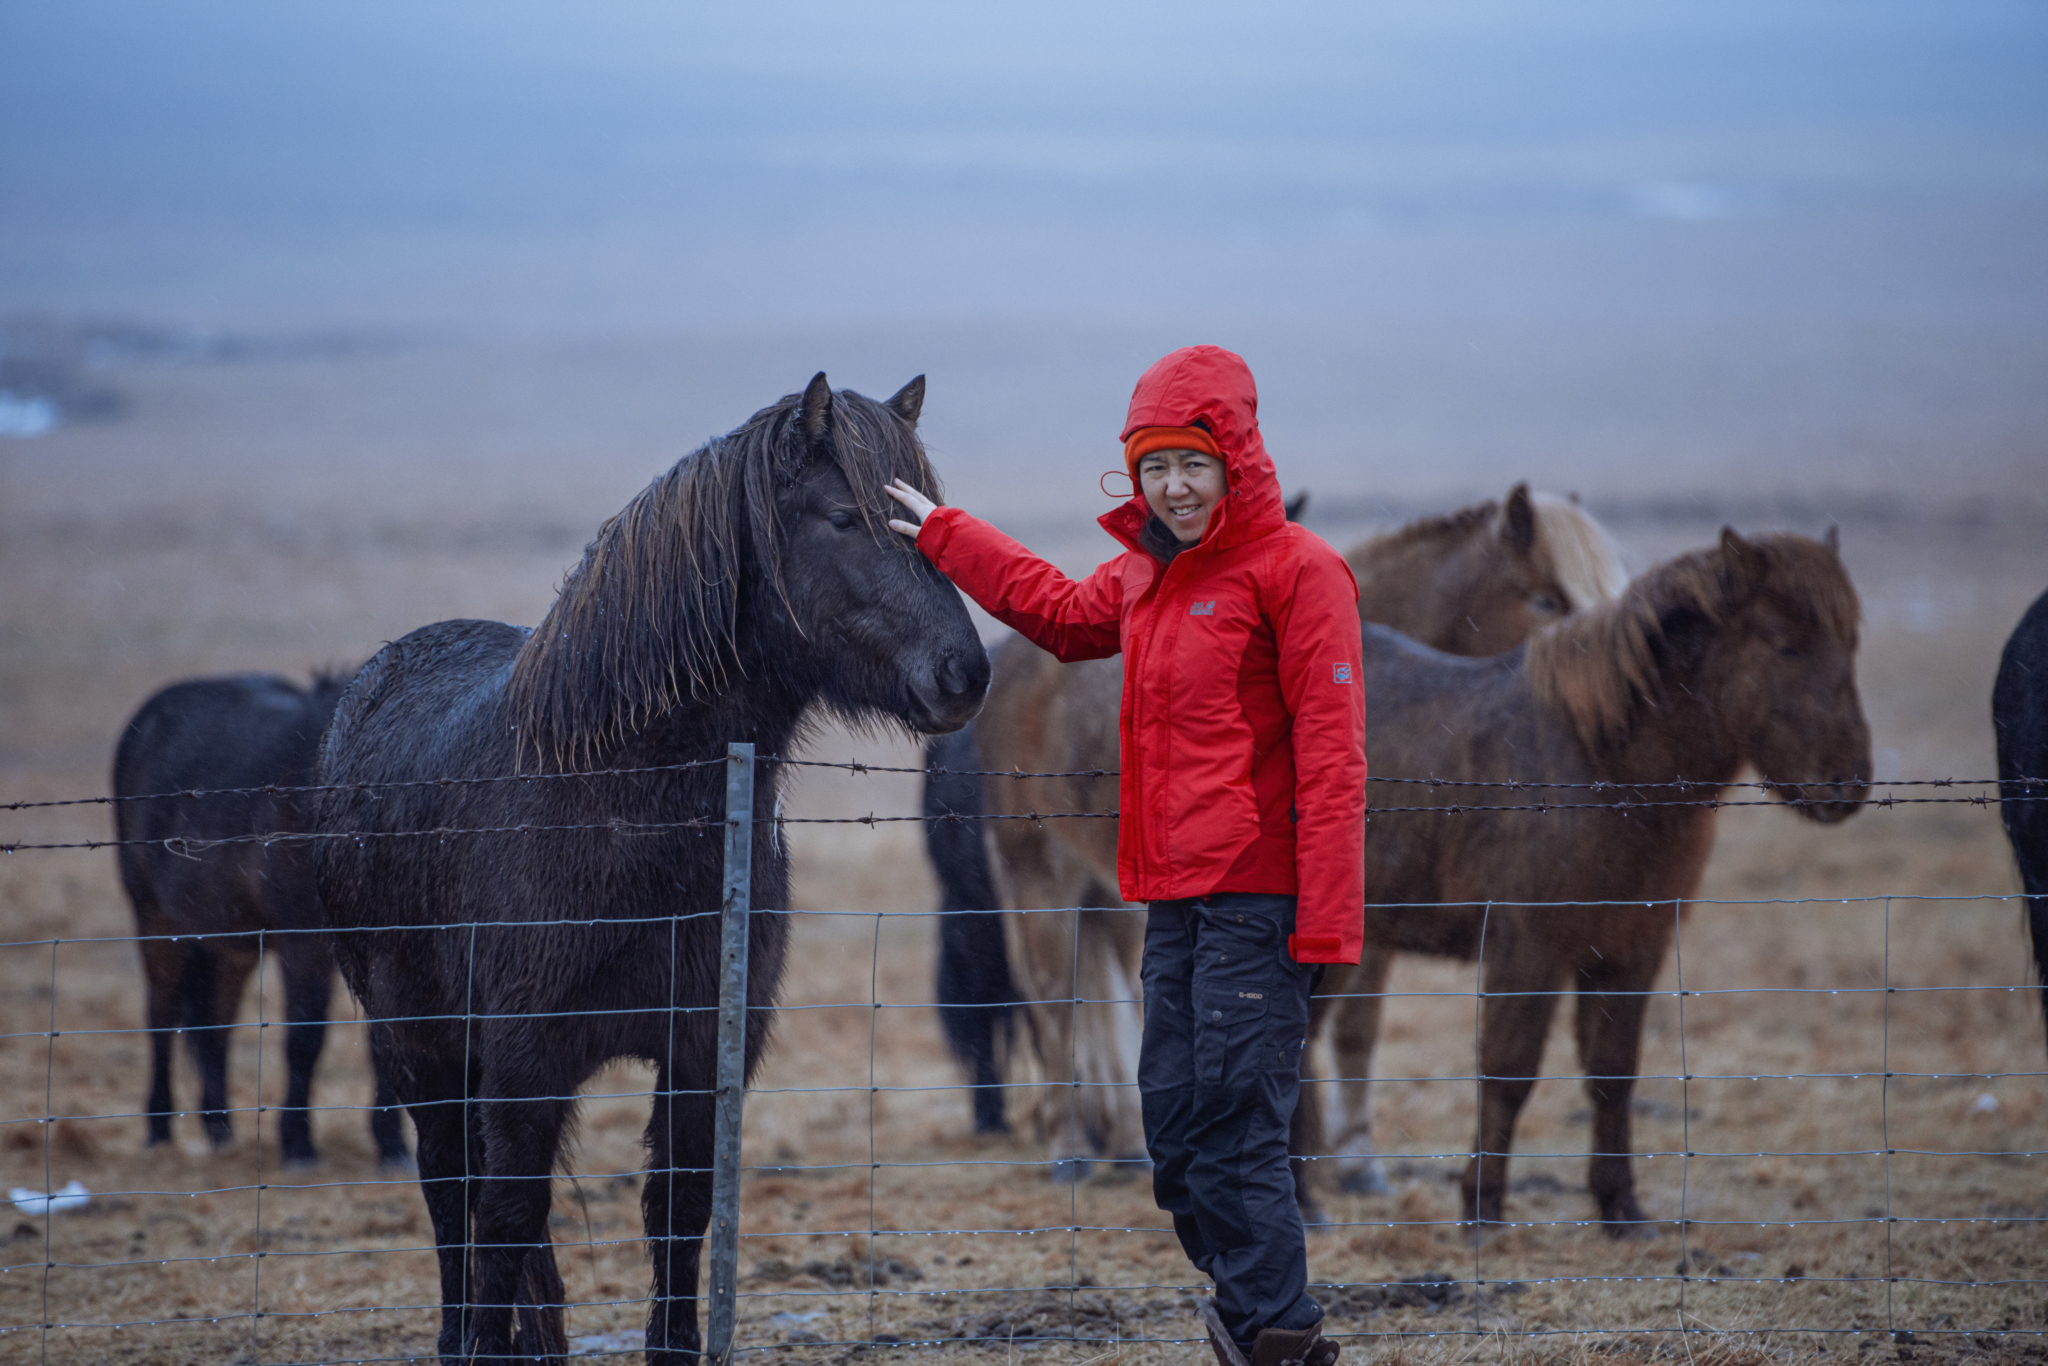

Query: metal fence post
708 741 754 1366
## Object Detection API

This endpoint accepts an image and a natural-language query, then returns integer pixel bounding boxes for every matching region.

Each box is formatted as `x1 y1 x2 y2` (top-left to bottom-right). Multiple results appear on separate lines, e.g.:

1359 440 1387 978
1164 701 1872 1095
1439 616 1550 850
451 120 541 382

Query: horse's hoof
1297 1200 1331 1228
281 1154 321 1173
378 1153 419 1175
1337 1161 1391 1196
1048 1158 1093 1183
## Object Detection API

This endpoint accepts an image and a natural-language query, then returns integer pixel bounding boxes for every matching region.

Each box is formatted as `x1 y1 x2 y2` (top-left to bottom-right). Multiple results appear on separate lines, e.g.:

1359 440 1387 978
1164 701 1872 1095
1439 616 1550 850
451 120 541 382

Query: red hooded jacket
916 346 1368 963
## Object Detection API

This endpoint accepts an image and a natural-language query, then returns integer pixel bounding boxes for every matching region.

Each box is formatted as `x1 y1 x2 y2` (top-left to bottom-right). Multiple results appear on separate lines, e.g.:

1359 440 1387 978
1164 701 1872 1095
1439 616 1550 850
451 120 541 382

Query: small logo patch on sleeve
1333 662 1353 684
1190 601 1215 616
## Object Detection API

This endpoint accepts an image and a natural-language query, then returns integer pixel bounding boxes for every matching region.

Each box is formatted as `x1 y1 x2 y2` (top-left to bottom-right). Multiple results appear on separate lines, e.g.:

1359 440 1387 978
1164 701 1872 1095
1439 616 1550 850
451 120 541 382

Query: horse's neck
625 681 808 770
1595 645 1745 790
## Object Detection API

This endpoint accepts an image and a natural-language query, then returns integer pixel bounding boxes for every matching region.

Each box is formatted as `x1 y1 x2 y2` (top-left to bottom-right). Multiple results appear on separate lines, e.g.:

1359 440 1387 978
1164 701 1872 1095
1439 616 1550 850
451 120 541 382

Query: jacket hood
1102 345 1287 557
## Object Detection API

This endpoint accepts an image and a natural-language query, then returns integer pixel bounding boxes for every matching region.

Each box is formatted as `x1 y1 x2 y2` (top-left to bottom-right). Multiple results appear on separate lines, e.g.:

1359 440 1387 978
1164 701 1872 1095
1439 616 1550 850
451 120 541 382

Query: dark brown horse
1317 528 1869 1235
927 484 1626 1177
315 375 989 1364
114 671 408 1167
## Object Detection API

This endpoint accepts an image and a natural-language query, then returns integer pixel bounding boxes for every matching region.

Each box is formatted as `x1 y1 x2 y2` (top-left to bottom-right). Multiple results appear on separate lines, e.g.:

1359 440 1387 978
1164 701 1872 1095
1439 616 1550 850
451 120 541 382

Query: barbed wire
0 756 732 813
6 752 2043 1361
4 757 2043 818
10 790 2045 854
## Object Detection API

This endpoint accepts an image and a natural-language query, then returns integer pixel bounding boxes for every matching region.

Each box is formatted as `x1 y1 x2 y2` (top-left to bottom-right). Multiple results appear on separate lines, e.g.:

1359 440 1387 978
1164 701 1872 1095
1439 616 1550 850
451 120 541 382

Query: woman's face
1138 449 1228 544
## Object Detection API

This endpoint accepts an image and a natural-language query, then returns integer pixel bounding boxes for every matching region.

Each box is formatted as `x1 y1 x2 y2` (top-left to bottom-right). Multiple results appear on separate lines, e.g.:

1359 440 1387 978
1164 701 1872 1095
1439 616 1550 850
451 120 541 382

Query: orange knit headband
1124 424 1221 478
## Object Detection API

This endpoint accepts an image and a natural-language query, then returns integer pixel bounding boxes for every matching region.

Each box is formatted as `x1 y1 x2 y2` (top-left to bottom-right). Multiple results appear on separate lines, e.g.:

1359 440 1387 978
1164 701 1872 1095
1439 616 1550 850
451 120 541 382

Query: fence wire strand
5 760 2044 1361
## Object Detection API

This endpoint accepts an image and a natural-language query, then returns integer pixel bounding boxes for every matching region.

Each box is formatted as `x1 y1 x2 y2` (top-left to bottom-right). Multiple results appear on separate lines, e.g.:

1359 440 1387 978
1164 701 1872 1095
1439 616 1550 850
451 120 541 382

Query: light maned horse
951 485 1625 1177
1342 528 1868 1234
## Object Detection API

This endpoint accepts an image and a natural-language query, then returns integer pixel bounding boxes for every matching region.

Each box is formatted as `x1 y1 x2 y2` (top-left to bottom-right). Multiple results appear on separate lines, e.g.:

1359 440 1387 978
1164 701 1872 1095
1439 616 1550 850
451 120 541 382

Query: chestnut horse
931 485 1625 1177
1326 528 1868 1235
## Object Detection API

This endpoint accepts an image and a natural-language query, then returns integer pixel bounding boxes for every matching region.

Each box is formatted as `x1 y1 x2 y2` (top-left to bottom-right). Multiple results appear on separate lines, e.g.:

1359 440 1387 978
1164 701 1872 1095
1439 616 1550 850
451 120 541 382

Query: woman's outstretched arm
887 480 1123 663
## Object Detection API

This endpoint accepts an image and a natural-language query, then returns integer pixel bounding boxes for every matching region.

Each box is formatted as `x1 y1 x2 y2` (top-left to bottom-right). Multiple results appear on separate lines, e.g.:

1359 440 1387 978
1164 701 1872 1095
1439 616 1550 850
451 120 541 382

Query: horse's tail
513 1230 568 1364
923 724 1017 1134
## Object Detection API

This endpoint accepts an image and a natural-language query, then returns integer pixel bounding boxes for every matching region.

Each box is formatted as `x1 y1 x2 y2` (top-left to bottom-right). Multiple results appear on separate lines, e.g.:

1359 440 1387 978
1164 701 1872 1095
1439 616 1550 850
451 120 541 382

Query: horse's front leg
276 937 333 1166
643 1062 717 1364
1574 953 1659 1238
1461 952 1564 1230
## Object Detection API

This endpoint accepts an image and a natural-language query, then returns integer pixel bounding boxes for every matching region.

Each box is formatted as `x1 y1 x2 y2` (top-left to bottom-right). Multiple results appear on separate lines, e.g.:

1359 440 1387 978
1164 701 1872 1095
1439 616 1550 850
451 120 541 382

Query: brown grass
3 418 2046 1363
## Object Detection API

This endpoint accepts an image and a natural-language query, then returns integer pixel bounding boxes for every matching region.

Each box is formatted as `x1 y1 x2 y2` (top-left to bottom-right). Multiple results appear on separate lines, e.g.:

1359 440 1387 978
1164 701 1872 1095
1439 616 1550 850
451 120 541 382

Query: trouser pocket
1188 896 1307 1089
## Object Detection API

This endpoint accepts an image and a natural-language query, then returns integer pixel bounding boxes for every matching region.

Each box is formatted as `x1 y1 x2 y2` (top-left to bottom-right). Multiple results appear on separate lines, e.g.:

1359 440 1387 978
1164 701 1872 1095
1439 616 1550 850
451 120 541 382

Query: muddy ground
1 349 2045 1364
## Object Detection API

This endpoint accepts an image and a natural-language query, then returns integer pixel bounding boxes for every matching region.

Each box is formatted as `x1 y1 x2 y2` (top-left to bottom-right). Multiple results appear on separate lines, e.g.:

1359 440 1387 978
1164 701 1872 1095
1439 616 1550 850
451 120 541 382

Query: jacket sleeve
916 505 1124 663
1271 541 1368 964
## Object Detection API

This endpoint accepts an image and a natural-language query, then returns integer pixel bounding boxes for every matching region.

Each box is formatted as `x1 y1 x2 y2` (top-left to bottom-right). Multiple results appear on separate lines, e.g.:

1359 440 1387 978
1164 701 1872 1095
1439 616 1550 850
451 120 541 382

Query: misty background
2 0 2042 531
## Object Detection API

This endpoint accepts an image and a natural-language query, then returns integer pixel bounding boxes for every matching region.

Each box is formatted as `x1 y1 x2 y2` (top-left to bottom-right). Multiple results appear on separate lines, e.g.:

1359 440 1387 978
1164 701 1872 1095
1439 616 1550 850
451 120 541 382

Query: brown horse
956 485 1625 1177
1321 528 1868 1236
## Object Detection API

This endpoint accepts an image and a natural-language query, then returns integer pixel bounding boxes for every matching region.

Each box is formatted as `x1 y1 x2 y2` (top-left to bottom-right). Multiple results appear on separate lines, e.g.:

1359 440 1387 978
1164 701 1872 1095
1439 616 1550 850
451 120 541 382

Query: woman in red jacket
888 346 1365 1366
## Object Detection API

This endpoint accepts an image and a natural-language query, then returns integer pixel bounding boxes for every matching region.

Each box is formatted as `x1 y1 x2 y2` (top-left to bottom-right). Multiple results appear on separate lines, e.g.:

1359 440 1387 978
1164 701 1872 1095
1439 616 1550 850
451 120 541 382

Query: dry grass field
1 357 2045 1365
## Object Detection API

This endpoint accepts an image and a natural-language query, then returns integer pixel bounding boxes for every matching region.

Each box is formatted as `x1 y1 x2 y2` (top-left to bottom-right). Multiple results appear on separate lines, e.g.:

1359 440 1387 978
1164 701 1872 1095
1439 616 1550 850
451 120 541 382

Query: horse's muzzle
907 647 992 734
1779 777 1870 824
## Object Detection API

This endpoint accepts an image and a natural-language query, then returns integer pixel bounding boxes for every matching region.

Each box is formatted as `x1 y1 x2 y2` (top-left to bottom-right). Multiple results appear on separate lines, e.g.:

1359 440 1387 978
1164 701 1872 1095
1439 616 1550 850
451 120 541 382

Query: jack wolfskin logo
1333 662 1353 684
1190 601 1215 616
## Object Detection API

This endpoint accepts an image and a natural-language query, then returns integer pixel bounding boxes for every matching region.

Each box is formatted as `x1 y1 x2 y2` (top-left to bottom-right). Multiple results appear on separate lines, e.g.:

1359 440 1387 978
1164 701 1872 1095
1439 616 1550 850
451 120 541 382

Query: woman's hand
885 479 938 539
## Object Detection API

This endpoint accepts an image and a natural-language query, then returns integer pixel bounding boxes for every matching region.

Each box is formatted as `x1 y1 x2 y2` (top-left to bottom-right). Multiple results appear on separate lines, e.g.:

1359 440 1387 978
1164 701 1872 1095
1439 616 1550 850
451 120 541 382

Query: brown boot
1196 1298 1250 1366
1248 1321 1338 1366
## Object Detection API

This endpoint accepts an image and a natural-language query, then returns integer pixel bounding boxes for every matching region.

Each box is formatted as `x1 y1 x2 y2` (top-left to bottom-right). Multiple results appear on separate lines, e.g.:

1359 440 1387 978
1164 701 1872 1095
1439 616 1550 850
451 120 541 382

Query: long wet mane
506 387 938 766
1526 533 1857 752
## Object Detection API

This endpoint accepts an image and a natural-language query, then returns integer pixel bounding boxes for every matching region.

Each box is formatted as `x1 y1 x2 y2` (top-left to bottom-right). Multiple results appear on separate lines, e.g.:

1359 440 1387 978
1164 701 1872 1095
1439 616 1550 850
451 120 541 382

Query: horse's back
113 673 336 933
322 619 528 789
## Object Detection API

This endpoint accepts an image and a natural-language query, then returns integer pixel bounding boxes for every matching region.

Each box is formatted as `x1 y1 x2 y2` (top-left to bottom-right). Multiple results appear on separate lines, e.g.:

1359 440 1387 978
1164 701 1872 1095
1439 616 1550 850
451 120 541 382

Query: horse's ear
1823 523 1841 555
1501 482 1536 554
1719 525 1768 594
800 372 833 445
1284 490 1310 523
886 375 925 427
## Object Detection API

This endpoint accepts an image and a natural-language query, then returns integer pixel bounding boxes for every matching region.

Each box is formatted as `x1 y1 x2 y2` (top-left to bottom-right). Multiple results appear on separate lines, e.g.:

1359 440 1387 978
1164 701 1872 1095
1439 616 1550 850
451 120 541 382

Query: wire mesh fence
0 751 2043 1363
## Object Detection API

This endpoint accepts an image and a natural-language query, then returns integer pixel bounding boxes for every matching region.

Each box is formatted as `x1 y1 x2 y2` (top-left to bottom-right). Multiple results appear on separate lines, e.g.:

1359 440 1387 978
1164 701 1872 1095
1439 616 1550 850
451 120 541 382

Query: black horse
113 672 410 1167
1994 586 2048 1050
315 374 989 1364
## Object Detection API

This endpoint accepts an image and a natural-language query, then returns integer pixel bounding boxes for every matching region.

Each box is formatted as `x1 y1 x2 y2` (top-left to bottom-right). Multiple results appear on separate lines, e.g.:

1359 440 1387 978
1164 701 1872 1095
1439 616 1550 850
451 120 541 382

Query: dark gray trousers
1138 893 1323 1350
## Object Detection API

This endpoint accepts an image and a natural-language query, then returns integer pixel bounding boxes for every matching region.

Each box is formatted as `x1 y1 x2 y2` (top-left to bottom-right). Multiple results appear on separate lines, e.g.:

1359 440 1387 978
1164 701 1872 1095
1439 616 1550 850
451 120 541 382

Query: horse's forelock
1748 533 1862 653
1529 492 1629 611
508 385 936 767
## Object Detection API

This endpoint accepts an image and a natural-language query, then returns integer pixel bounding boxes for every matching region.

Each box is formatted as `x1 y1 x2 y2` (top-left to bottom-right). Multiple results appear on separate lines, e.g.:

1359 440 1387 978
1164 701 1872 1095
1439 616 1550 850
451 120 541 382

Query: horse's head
1468 484 1632 652
1709 527 1871 822
751 373 990 734
510 374 988 765
1356 483 1629 656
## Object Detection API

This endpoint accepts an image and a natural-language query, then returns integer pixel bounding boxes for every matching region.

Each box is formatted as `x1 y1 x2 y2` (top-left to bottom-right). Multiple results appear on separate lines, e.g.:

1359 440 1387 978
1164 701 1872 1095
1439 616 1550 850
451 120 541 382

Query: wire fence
0 749 2043 1363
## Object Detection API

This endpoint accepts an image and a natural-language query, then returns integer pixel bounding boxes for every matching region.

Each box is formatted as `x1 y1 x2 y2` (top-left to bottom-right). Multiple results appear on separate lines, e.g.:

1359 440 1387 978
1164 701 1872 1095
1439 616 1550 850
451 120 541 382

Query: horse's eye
1529 593 1563 615
827 509 858 530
